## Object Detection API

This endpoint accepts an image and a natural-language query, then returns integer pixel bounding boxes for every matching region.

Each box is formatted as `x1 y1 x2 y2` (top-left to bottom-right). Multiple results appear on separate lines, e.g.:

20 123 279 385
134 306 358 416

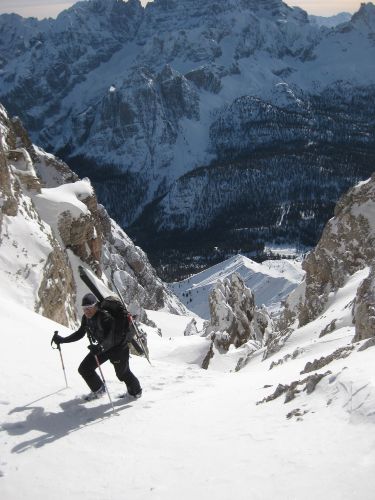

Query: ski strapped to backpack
78 265 146 357
111 277 151 365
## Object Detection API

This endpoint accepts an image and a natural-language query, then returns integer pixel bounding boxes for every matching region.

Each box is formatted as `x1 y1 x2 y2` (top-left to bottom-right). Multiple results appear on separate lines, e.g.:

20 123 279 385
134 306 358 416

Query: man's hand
88 344 103 356
52 331 64 346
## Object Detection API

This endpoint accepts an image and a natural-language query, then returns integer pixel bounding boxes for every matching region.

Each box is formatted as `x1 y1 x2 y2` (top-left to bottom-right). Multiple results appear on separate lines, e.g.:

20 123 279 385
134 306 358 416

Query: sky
0 0 364 19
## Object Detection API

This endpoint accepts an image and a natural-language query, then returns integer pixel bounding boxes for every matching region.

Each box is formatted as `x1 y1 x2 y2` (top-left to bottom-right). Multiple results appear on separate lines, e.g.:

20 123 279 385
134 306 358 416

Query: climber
52 293 142 401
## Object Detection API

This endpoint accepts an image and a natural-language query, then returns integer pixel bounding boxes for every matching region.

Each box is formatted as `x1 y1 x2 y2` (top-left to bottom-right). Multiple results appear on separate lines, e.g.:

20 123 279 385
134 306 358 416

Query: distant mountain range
309 12 352 27
1 0 375 279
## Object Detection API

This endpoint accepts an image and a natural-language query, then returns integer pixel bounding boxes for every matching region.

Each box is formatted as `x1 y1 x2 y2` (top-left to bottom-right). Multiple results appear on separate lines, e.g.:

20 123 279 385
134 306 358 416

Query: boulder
205 273 272 353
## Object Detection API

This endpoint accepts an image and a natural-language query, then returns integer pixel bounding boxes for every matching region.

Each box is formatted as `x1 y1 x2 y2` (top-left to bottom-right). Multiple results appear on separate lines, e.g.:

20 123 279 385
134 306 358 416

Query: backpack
99 296 133 344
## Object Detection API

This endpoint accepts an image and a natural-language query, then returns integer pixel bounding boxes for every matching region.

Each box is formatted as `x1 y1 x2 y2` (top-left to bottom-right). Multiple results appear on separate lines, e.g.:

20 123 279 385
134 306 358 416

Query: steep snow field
2 267 375 500
170 254 304 319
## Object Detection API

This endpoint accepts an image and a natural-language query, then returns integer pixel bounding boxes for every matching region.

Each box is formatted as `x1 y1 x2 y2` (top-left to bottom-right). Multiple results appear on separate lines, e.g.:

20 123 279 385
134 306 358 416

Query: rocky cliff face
101 215 185 316
258 172 375 359
0 105 77 326
299 174 375 326
0 103 185 327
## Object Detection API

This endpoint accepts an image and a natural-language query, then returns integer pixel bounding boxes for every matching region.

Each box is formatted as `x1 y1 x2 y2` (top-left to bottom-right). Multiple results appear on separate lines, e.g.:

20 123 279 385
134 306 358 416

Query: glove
52 331 64 346
88 344 103 356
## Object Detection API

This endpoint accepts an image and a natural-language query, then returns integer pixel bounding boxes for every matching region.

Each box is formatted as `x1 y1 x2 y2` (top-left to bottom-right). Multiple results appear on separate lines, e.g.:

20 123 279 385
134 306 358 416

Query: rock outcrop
101 214 186 317
206 273 257 350
184 318 199 336
202 273 273 368
257 371 332 405
261 172 375 359
185 66 222 94
299 174 375 326
36 244 77 326
0 108 20 218
353 265 375 342
0 104 77 326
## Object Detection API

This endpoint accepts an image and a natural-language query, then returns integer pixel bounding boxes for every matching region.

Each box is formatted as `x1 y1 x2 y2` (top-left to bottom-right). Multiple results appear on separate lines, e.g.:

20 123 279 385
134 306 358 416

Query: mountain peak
53 0 143 30
58 0 143 18
357 1 375 14
351 2 375 27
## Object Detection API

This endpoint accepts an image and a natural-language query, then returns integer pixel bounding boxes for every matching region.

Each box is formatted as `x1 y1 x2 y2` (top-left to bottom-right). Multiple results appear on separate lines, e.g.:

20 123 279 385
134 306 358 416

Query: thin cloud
0 0 363 19
0 0 71 7
0 0 151 18
292 0 360 15
0 1 75 18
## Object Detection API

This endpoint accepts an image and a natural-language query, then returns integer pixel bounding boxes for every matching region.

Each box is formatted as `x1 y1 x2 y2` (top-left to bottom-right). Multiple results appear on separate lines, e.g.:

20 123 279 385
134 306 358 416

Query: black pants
78 343 141 395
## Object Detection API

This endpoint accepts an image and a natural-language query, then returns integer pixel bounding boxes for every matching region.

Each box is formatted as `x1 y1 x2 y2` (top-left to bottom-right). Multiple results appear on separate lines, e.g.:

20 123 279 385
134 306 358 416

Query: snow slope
2 264 375 499
170 254 305 319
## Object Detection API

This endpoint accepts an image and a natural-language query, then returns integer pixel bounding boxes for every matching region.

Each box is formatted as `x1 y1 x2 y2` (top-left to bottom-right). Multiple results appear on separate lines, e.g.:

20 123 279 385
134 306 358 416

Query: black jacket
62 310 118 352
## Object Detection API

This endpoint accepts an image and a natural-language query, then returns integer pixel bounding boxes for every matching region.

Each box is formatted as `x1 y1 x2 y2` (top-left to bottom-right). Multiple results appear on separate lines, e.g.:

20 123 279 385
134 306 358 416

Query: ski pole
52 331 68 388
94 354 116 416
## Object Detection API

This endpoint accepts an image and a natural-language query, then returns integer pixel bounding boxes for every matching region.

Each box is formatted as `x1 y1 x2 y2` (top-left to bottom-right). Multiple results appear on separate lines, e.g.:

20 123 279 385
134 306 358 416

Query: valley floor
1 291 375 500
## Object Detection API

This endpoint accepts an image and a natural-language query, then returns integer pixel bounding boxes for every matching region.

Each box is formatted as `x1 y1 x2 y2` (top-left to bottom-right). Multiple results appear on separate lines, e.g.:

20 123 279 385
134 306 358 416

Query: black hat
81 293 97 306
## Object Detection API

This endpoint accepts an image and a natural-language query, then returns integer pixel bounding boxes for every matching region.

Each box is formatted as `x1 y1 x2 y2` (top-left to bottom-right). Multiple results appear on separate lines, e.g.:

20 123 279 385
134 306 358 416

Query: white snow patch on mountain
34 179 93 223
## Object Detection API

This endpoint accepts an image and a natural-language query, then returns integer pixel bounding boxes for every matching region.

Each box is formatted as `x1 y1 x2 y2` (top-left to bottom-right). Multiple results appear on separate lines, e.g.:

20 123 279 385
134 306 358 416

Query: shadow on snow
1 392 131 453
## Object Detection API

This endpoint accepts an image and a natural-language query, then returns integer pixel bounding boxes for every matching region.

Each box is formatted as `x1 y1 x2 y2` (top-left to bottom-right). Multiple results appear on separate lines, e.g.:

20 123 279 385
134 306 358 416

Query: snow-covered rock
183 318 199 336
